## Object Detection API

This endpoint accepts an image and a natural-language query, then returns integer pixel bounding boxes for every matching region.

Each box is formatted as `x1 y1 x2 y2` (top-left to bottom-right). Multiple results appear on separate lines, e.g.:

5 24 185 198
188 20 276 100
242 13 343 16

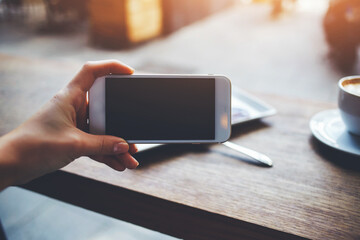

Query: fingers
70 60 134 91
95 155 126 171
116 153 139 169
91 153 139 171
77 131 129 156
75 131 139 171
129 143 138 155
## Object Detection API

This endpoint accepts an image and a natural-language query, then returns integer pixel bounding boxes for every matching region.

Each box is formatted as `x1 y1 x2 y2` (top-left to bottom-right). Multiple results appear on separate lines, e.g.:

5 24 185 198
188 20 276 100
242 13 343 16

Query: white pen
222 141 273 167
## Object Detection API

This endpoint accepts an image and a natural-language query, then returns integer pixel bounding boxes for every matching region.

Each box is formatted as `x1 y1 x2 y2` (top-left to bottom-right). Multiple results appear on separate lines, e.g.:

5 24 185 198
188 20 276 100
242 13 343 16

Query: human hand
0 60 138 189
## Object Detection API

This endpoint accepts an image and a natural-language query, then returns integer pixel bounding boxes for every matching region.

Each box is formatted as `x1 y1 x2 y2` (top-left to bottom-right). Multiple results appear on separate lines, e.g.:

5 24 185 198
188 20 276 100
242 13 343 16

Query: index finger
70 60 134 91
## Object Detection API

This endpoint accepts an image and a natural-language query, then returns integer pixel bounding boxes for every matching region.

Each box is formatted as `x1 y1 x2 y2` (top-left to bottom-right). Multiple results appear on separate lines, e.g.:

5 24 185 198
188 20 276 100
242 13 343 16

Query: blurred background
0 0 359 102
0 0 360 239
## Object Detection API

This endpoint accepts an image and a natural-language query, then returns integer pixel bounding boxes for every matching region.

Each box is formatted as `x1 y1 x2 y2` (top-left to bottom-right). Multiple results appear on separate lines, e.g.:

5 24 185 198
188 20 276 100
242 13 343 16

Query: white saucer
310 109 360 156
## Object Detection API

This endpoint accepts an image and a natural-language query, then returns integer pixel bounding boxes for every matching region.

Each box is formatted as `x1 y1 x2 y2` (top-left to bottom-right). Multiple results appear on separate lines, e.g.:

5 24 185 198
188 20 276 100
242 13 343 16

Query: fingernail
133 145 138 153
130 156 139 168
113 142 129 153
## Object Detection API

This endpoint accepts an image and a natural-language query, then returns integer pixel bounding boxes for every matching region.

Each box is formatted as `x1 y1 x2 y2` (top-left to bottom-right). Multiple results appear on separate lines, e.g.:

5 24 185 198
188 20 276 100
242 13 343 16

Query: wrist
0 131 25 190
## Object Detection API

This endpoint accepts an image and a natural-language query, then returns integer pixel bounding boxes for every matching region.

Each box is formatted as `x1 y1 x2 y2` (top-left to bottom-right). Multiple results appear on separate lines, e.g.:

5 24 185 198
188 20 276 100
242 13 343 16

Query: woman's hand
0 60 139 190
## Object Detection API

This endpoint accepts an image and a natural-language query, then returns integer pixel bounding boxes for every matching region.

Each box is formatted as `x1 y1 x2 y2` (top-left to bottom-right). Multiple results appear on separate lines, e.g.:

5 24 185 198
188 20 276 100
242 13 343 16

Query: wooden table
1 54 360 240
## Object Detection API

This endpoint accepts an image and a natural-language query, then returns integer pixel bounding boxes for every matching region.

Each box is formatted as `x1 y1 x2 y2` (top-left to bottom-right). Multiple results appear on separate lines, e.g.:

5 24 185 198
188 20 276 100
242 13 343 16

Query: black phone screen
105 77 215 140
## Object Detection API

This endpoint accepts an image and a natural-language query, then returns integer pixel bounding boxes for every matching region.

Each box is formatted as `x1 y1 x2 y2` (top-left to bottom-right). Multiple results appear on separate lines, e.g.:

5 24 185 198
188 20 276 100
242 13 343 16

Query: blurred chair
88 0 234 49
88 0 163 48
323 0 360 73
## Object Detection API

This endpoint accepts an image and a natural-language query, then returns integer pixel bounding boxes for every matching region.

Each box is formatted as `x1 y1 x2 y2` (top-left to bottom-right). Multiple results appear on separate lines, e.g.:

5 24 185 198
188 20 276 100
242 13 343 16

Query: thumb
76 132 129 156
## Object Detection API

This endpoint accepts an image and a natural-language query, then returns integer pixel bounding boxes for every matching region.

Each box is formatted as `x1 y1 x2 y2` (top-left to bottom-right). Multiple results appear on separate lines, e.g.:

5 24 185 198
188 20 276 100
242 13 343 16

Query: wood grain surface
57 96 360 240
1 54 360 239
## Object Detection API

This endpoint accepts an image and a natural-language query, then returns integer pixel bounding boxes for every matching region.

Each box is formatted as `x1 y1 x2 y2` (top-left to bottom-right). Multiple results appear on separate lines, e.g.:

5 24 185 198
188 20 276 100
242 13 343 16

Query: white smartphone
88 74 231 143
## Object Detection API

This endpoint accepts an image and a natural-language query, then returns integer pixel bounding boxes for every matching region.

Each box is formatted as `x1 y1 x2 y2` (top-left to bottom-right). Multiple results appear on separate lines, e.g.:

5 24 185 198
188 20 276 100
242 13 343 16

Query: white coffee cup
338 75 360 136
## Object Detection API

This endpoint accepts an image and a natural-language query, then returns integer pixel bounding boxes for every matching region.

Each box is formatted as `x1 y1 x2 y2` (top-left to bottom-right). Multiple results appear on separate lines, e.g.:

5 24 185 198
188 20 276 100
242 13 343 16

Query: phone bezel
89 74 231 143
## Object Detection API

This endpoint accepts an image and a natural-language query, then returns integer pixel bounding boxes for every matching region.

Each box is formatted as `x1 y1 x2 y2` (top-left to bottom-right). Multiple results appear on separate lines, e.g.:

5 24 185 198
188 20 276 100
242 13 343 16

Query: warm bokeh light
126 0 162 43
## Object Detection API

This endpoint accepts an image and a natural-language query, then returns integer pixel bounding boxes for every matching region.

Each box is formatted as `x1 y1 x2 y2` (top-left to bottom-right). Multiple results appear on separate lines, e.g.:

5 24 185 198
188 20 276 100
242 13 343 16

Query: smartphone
89 74 231 143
